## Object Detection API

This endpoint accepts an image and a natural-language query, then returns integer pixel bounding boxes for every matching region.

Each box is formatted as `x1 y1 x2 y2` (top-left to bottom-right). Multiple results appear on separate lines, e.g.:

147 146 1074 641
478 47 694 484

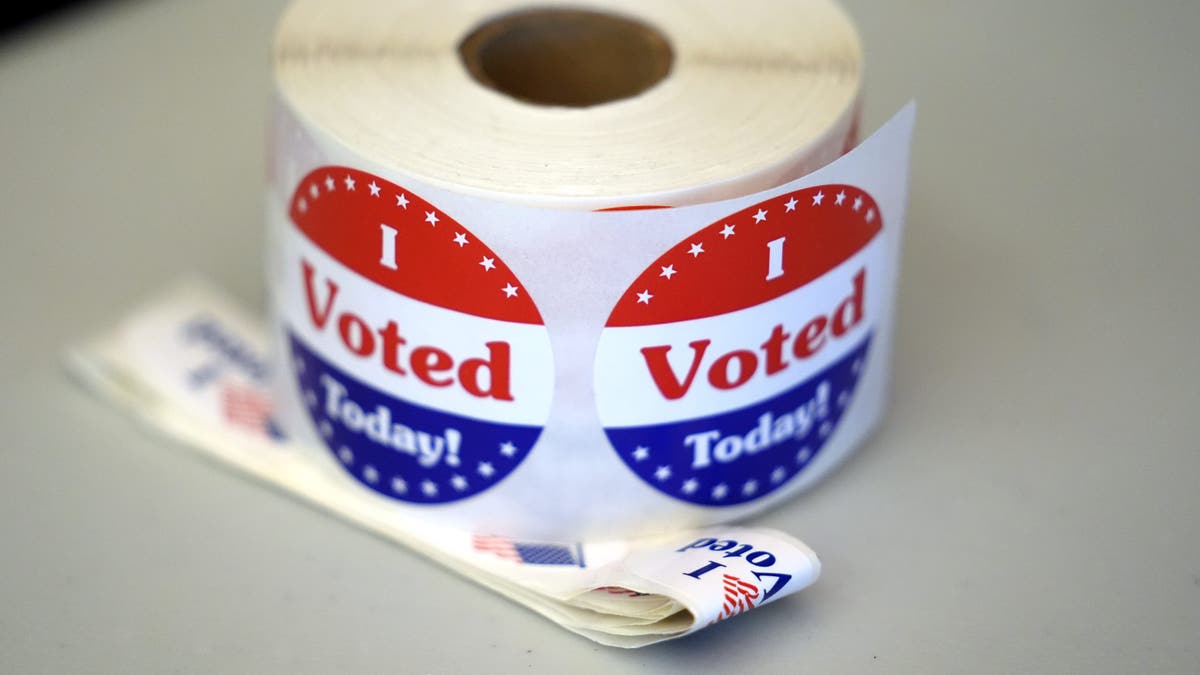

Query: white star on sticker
343 175 356 191
308 183 319 198
681 478 699 494
318 420 333 438
720 224 736 238
363 465 379 484
688 242 704 257
294 356 306 374
632 446 650 461
368 181 381 197
660 264 676 279
477 462 495 478
453 232 469 247
838 391 850 408
391 477 408 494
637 290 653 304
853 196 863 211
771 467 787 484
451 475 468 491
819 421 833 438
742 480 758 495
812 191 825 206
835 190 847 206
501 283 519 298
712 483 729 499
866 208 876 223
421 480 438 497
654 465 672 481
852 358 863 374
753 209 768 223
337 446 353 464
797 446 813 463
303 389 317 408
395 193 409 209
499 441 518 457
479 256 496 271
784 198 798 212
425 211 439 226
297 197 307 213
324 176 335 191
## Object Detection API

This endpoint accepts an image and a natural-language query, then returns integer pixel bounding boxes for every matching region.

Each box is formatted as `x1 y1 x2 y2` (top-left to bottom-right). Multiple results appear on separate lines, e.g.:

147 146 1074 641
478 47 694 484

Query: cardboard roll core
459 7 673 107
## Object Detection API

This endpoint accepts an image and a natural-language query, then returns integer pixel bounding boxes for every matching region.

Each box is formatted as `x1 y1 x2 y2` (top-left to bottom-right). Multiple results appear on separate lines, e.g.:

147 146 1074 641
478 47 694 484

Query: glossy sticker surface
283 167 553 503
596 186 882 506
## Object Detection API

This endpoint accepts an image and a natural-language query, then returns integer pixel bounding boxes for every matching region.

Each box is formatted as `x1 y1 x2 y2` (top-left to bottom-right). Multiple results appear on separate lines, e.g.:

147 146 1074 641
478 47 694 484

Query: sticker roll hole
459 7 674 107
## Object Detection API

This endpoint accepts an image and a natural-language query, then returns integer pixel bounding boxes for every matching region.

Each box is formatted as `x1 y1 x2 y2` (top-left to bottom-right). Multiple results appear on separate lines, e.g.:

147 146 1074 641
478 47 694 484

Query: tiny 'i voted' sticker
595 185 882 506
284 167 553 504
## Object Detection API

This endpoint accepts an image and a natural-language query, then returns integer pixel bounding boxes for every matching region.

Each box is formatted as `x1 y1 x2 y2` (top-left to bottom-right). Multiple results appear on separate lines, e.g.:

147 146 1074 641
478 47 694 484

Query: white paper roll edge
266 0 914 539
272 0 863 207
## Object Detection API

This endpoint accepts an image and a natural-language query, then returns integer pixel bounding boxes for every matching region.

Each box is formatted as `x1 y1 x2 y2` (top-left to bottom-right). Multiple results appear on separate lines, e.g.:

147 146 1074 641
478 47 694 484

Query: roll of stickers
266 0 914 540
69 0 915 646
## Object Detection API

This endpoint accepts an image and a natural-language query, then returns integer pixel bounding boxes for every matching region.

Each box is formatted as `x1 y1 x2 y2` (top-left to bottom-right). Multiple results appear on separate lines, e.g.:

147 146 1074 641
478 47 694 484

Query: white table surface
2 1 1198 672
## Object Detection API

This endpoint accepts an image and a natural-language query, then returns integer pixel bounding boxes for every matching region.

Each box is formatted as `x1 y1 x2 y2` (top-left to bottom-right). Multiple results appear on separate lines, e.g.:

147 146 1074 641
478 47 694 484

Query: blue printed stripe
604 334 871 507
289 333 543 505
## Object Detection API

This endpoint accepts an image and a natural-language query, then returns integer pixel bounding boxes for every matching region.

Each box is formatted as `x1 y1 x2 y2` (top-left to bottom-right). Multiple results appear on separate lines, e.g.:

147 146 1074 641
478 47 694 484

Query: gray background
2 0 1198 672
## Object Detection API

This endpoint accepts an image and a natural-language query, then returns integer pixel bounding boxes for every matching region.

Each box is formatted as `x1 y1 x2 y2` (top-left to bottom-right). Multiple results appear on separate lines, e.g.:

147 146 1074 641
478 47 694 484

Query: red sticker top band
606 185 881 327
289 167 543 325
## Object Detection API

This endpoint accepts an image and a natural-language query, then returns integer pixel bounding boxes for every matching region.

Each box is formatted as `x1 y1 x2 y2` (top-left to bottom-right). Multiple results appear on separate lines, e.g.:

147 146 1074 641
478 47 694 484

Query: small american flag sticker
220 383 285 440
472 534 585 568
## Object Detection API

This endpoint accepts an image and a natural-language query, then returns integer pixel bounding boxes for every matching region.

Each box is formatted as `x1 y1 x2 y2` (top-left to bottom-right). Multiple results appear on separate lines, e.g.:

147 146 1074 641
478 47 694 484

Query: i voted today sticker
281 167 553 504
595 185 884 506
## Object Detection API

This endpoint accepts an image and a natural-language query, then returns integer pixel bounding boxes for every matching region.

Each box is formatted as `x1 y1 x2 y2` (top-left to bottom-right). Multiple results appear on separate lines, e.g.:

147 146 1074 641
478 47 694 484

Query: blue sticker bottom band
604 334 872 507
289 333 543 505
